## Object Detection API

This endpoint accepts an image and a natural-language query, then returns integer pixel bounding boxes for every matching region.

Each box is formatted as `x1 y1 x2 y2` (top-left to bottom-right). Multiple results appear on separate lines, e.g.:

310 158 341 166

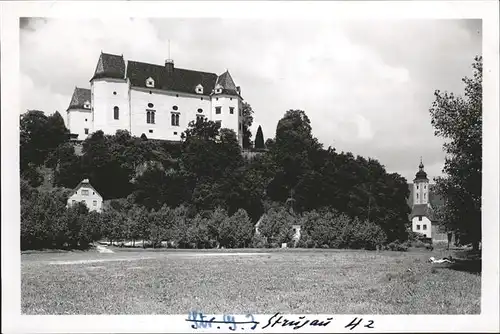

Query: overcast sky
20 18 481 182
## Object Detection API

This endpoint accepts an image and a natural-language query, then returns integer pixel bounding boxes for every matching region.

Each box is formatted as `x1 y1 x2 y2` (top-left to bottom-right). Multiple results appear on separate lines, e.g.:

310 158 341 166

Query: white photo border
1 1 499 333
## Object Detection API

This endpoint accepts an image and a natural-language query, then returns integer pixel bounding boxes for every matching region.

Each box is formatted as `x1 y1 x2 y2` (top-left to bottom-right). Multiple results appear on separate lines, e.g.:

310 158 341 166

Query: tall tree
241 102 254 149
254 125 265 149
429 56 482 250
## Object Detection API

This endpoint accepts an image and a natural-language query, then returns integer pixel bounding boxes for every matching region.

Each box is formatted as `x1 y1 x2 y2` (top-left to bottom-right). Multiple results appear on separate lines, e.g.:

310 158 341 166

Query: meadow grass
21 248 481 314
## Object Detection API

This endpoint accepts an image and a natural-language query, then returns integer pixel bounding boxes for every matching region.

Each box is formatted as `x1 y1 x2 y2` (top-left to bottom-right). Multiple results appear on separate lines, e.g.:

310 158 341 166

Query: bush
387 241 408 252
258 206 296 245
299 208 387 250
21 184 102 250
251 233 268 248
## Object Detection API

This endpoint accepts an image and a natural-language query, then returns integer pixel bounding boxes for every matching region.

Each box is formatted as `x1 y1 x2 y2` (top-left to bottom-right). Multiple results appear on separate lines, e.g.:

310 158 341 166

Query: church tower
413 158 430 205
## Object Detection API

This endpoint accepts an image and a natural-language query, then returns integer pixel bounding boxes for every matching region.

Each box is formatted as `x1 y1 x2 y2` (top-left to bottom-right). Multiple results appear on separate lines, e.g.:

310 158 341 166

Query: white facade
67 179 103 213
413 178 429 205
67 107 92 140
411 216 432 238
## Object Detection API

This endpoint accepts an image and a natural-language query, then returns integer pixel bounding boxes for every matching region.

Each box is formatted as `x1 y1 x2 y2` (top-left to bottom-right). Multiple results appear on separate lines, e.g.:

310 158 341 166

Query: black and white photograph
2 1 499 333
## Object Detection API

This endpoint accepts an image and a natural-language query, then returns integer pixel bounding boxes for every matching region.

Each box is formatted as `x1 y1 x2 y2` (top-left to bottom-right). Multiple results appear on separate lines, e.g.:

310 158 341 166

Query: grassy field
21 248 481 315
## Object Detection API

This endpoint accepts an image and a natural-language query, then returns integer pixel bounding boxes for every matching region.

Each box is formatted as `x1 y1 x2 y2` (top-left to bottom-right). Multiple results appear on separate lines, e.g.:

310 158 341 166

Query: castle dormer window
83 101 90 109
146 77 155 88
215 84 223 94
195 84 204 94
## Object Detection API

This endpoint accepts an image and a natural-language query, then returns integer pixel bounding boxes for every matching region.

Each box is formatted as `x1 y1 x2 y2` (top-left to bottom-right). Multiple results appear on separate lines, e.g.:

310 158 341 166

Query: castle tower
90 52 130 136
66 87 92 141
211 70 243 146
413 158 429 205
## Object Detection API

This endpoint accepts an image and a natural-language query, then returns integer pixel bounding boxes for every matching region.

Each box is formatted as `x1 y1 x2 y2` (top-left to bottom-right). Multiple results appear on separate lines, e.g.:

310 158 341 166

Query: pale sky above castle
20 18 482 182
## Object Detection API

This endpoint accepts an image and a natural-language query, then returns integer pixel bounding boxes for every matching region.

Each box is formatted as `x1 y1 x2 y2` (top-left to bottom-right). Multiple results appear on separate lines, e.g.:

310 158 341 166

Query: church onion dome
414 159 428 180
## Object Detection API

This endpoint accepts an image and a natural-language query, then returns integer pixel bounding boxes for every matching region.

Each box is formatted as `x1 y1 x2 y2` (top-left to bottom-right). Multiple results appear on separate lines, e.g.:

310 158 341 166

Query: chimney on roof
165 59 174 76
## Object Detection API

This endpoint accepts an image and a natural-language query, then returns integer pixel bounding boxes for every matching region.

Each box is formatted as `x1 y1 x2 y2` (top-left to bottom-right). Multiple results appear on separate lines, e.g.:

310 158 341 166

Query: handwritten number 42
345 317 375 330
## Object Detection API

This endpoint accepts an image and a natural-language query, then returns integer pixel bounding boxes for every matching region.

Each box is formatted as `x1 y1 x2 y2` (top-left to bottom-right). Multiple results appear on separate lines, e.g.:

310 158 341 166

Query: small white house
67 179 103 213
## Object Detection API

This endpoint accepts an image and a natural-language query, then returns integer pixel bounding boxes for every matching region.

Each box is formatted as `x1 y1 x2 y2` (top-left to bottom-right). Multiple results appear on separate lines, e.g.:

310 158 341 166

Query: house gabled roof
91 52 126 81
67 87 91 111
214 70 240 96
71 179 103 199
410 203 437 222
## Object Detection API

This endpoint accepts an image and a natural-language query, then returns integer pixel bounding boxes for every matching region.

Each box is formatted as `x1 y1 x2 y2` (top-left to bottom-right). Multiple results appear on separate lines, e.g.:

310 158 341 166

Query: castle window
215 120 221 127
416 225 420 230
93 200 97 206
239 122 242 131
148 103 154 108
146 110 156 124
215 106 221 114
176 94 179 98
171 113 180 126
149 91 152 94
84 128 89 134
149 129 153 133
85 118 88 122
216 97 219 101
173 106 178 111
201 97 204 101
113 91 117 95
239 109 242 116
417 185 419 190
424 193 426 199
416 193 419 199
197 108 203 113
174 132 178 135
423 224 427 230
81 189 89 196
418 216 422 221
230 107 234 114
113 106 119 120
230 98 233 101
146 77 155 88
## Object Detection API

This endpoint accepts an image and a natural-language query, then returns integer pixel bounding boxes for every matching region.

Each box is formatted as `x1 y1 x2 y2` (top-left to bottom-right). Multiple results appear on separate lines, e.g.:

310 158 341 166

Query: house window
216 106 221 114
197 108 203 113
85 118 88 122
146 110 156 124
417 185 419 190
173 106 178 111
171 113 180 126
72 200 76 204
93 200 97 206
416 225 420 230
230 107 234 114
239 122 242 131
216 97 219 101
418 216 422 221
148 103 154 108
239 109 242 116
149 129 153 133
423 224 427 230
230 98 233 101
424 193 426 199
176 94 179 97
113 91 117 95
81 189 89 196
84 128 89 134
113 106 119 120
197 115 204 122
174 132 178 135
215 120 221 127
416 193 419 199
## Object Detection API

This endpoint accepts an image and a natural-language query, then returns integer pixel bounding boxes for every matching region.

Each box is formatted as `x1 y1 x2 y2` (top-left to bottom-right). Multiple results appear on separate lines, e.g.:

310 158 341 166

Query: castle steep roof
67 87 91 111
91 52 126 81
91 52 241 97
215 70 240 96
126 60 219 95
410 204 437 222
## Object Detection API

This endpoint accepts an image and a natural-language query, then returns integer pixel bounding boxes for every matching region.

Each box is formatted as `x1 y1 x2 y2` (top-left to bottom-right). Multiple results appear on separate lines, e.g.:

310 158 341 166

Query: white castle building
66 52 244 146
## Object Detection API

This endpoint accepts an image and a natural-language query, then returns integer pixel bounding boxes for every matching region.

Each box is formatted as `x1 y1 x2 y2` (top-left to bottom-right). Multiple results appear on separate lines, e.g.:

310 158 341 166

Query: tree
429 56 482 250
254 125 265 149
241 102 255 149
